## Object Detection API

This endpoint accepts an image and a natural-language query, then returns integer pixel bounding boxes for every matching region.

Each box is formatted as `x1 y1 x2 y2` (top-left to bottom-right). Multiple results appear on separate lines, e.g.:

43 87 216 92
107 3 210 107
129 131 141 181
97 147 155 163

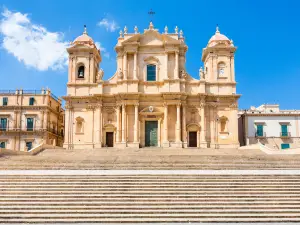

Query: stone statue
181 70 187 79
97 69 104 81
118 68 123 79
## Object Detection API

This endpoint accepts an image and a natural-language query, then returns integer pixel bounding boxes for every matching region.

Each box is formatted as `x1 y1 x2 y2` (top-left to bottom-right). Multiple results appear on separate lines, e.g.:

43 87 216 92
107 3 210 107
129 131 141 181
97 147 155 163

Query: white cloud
97 18 119 32
95 41 110 59
0 9 68 71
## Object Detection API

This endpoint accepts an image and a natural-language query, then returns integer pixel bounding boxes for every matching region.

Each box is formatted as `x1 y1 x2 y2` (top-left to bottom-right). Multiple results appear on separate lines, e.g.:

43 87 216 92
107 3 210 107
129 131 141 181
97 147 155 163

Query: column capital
176 103 181 107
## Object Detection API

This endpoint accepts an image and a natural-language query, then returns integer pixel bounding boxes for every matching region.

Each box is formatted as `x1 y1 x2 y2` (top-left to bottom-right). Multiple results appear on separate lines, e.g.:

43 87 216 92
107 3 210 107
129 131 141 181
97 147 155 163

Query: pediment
140 30 164 46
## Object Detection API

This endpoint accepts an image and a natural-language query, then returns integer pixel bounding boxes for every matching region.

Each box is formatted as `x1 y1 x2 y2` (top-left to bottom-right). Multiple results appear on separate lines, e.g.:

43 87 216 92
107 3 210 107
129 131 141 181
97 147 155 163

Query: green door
145 121 158 147
281 125 288 136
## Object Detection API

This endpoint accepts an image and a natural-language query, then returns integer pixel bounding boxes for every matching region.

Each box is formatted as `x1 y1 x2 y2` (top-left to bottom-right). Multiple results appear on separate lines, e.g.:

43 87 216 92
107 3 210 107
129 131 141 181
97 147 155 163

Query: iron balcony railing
280 132 291 137
0 127 63 137
255 132 266 138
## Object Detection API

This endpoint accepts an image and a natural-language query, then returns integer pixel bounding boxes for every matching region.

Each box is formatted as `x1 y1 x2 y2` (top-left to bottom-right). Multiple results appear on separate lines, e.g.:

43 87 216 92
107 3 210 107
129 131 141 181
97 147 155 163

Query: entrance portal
188 131 197 147
106 132 114 147
145 121 158 147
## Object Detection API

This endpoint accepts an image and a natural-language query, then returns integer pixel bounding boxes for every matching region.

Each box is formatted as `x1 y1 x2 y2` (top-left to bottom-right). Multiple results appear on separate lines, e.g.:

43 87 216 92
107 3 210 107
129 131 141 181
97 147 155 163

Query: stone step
2 209 300 213
2 187 300 192
3 217 300 222
2 205 300 209
1 212 300 218
2 189 300 193
1 194 300 198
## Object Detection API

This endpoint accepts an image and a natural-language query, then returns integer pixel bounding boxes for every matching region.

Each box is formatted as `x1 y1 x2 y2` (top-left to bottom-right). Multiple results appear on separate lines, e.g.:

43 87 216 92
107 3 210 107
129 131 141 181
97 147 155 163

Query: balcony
0 127 63 137
280 132 291 138
255 132 266 138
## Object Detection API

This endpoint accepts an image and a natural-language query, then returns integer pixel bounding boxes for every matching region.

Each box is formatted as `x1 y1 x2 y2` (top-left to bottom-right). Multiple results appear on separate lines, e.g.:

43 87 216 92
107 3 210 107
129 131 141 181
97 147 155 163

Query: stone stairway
1 174 300 223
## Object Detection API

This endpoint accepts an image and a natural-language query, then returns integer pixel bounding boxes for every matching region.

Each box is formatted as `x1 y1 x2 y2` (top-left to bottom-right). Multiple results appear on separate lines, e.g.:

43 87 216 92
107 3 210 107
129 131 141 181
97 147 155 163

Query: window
281 124 288 137
0 142 5 149
0 118 7 131
256 124 264 137
27 118 34 131
218 62 226 76
281 143 290 149
78 66 85 78
147 64 156 81
3 97 8 106
29 97 35 106
26 142 33 151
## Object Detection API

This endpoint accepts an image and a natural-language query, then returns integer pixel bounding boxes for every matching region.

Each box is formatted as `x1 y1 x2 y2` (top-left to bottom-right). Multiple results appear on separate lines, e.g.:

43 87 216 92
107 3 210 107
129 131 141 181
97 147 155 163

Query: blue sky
0 0 299 109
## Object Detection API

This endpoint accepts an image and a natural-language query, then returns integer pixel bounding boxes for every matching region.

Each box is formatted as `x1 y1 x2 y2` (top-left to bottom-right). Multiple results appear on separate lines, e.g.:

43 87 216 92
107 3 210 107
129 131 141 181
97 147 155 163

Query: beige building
239 104 300 149
0 89 64 151
63 23 240 149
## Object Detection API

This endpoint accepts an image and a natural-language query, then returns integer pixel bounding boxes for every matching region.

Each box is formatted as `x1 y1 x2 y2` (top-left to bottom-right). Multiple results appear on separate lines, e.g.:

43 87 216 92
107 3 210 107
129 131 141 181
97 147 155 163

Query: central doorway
145 121 158 147
188 131 197 147
106 132 114 147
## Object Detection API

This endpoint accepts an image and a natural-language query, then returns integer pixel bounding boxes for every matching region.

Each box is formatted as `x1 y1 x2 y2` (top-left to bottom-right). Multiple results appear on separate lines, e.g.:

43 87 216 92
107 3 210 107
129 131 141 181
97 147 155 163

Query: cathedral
63 23 240 149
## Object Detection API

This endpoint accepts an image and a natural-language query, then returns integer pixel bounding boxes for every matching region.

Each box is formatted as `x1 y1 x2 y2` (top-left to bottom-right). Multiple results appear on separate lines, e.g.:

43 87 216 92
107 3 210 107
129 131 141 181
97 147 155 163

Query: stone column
116 105 121 143
94 104 102 148
210 105 216 148
63 106 70 149
44 111 48 131
176 103 181 145
123 52 127 80
182 104 187 147
165 52 168 79
121 104 126 143
163 103 169 147
133 52 137 80
200 101 206 148
175 51 179 79
134 104 139 143
158 118 161 147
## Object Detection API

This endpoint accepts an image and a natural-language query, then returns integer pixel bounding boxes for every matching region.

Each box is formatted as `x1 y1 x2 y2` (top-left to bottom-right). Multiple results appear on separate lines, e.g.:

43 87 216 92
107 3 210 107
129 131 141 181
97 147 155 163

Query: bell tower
202 26 236 91
67 26 101 89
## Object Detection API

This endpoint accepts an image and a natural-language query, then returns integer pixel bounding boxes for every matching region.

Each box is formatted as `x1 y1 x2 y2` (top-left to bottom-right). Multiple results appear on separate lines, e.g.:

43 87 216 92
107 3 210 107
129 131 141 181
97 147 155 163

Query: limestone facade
0 89 64 151
63 23 240 149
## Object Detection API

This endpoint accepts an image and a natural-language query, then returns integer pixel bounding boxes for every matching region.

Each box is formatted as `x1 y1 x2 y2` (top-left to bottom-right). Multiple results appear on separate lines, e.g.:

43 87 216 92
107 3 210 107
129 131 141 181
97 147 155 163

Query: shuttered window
256 125 264 136
147 65 156 81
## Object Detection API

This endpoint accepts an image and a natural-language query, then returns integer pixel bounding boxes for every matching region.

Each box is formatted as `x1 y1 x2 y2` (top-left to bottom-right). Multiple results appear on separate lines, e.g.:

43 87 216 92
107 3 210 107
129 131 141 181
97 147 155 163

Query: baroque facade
239 104 300 149
0 89 64 151
63 23 240 149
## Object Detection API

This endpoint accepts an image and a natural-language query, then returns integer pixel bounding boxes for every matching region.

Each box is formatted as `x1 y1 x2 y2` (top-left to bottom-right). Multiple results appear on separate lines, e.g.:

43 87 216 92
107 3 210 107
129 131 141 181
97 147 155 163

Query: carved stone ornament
181 70 187 79
149 106 154 112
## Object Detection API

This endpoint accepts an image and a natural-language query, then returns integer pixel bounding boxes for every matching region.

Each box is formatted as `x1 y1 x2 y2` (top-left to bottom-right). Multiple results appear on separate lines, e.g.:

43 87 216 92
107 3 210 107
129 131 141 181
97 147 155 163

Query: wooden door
106 132 114 147
188 132 197 147
145 121 158 147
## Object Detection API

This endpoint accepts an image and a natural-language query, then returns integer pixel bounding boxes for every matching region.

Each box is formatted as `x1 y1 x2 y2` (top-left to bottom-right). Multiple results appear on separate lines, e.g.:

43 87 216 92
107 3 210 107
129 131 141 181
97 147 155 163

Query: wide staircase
1 174 300 223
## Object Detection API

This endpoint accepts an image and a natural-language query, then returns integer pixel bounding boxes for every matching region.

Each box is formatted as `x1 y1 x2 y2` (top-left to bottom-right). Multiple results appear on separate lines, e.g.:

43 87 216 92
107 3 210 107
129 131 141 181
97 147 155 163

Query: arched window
147 64 156 81
218 62 225 76
78 66 85 78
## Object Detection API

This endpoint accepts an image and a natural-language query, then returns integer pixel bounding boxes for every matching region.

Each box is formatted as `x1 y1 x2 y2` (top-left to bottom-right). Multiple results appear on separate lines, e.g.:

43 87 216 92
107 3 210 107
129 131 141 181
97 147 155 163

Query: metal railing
0 127 63 137
255 132 266 138
280 132 291 137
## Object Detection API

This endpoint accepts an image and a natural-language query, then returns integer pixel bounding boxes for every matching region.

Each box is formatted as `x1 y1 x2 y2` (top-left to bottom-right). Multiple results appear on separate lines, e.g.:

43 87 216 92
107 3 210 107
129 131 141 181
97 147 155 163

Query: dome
72 25 96 46
207 26 231 47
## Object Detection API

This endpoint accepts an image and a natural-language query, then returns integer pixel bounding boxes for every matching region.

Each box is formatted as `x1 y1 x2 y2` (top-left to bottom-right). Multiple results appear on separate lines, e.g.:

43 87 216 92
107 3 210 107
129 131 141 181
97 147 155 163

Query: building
0 89 64 151
63 23 240 149
238 104 300 149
